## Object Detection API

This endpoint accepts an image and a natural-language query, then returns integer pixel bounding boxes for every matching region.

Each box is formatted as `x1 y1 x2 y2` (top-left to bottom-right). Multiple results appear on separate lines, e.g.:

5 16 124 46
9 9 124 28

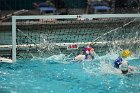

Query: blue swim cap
114 56 122 68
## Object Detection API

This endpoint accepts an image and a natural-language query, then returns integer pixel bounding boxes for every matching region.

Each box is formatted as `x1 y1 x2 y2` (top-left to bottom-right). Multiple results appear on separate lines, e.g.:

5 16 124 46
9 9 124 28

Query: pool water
0 55 140 93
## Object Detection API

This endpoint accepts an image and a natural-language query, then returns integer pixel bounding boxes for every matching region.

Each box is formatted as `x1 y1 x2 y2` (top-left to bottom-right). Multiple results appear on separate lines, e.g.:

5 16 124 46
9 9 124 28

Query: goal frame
12 14 140 62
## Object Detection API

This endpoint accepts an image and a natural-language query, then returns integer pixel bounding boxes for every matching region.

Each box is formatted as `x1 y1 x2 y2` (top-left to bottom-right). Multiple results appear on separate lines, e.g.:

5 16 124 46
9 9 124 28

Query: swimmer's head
119 61 129 74
90 48 94 51
121 49 132 58
90 48 95 56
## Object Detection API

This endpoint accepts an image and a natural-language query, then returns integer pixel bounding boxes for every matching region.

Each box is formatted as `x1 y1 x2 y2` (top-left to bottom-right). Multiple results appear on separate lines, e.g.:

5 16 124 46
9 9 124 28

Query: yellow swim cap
121 49 132 58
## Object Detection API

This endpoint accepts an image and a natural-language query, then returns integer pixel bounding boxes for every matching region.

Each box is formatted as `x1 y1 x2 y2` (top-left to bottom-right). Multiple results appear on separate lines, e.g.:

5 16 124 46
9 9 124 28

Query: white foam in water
99 61 114 74
125 56 138 61
82 60 115 75
31 54 71 64
47 54 66 61
82 61 99 75
98 53 118 61
82 60 117 76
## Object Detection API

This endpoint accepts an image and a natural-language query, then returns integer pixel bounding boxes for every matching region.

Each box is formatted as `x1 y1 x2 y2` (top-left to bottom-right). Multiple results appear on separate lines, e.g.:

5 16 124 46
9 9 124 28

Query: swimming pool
0 55 140 93
1 14 140 93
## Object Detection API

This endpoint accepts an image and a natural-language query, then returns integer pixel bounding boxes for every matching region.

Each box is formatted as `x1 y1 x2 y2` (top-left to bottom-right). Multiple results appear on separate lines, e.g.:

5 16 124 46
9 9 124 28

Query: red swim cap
85 47 94 51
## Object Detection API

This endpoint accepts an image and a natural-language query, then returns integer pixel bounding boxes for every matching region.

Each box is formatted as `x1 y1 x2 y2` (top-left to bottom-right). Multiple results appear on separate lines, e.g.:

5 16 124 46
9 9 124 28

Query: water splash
82 49 140 76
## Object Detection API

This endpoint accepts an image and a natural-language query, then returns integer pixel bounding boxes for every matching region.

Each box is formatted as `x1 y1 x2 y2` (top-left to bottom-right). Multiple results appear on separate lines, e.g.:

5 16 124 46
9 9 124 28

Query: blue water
0 56 140 93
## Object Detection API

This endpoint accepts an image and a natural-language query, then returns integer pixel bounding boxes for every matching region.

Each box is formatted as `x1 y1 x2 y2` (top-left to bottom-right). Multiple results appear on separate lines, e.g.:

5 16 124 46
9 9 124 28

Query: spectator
33 0 55 8
33 0 56 14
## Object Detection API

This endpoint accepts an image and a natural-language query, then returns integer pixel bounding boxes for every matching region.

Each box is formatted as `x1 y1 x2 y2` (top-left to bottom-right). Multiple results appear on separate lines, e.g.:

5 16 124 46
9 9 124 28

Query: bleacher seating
91 1 111 13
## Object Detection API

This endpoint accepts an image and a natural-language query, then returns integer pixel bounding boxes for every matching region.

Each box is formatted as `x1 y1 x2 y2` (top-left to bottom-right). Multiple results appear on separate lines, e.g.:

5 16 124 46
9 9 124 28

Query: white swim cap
119 62 129 71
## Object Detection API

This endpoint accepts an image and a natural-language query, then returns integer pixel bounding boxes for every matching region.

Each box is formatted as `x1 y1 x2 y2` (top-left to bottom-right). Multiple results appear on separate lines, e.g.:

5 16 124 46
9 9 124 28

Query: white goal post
11 14 140 62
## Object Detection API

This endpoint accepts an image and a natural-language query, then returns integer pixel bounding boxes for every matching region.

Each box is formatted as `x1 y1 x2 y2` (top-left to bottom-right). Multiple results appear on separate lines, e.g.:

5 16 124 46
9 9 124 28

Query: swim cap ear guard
121 49 132 58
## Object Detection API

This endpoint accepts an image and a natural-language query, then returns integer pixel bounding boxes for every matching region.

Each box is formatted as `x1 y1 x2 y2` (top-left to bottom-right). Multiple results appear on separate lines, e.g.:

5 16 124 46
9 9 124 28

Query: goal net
9 14 140 62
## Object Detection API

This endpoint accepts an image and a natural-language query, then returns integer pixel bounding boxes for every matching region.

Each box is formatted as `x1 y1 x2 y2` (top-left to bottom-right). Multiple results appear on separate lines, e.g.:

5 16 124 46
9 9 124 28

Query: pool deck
0 57 12 63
